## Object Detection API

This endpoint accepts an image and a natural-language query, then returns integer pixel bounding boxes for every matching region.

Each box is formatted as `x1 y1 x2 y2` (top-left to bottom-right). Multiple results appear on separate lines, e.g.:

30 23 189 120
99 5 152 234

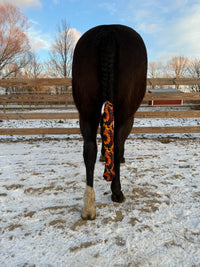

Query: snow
0 107 200 266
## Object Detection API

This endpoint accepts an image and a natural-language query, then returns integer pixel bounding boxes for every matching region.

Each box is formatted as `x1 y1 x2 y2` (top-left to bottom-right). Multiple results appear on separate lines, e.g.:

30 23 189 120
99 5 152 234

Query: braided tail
102 101 115 181
98 28 117 182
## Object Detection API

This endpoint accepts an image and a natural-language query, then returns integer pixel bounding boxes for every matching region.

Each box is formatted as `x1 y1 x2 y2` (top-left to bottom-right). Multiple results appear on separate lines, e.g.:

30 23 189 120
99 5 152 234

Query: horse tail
98 29 118 182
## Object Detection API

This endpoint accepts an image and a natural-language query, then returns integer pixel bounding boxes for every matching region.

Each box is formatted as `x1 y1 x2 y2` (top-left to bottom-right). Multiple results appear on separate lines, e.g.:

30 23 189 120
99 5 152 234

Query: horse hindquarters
72 25 147 220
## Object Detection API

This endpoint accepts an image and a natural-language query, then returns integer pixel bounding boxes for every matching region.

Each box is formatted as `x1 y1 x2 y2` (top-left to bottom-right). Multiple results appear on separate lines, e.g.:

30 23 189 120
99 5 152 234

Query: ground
0 136 200 266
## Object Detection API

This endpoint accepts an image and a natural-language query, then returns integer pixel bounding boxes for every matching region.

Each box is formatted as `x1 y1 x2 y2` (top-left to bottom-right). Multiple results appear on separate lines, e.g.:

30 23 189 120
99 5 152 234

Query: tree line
0 4 76 94
148 56 200 92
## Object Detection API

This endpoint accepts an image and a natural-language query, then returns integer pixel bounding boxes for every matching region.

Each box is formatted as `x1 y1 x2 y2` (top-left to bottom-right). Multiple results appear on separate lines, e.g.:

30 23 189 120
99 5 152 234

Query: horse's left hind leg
80 118 98 220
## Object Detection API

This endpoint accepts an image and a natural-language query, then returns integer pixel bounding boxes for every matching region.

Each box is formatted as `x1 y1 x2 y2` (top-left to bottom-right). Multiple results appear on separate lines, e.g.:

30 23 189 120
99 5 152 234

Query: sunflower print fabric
102 101 115 181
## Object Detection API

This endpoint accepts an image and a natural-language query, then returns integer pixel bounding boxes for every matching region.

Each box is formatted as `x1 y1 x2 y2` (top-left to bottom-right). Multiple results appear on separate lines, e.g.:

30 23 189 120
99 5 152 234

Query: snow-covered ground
0 108 200 266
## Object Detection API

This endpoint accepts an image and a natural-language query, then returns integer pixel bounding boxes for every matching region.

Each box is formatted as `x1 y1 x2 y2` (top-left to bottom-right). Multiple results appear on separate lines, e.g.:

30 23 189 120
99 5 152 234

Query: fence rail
0 78 200 136
0 78 72 87
1 77 200 87
1 92 200 103
0 110 200 120
0 126 200 136
0 94 73 103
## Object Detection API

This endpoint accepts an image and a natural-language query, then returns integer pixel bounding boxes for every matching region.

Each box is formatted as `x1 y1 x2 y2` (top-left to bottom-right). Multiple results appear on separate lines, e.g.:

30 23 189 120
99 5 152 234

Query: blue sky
1 0 200 63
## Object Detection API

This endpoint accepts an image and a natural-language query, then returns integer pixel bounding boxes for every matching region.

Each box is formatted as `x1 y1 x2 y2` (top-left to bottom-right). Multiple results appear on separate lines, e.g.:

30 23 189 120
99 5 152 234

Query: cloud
29 19 39 25
0 0 42 8
137 23 157 34
156 53 180 64
53 0 59 4
98 2 117 16
27 21 52 53
157 2 200 58
68 28 81 43
28 32 51 52
29 34 51 52
28 26 81 54
120 0 200 60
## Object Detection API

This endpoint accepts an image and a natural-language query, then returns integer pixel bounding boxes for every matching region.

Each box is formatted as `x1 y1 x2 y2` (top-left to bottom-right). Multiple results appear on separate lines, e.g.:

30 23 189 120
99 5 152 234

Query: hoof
81 186 96 220
99 154 105 162
81 207 96 220
120 157 125 164
111 191 125 203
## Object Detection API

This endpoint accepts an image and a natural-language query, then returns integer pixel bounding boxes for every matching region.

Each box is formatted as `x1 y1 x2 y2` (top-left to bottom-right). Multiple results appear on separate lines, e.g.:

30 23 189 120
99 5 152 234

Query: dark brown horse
72 25 147 220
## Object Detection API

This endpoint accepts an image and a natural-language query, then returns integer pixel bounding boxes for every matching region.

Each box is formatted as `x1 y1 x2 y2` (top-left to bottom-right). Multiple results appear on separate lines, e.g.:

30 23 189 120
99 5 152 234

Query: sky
1 0 200 63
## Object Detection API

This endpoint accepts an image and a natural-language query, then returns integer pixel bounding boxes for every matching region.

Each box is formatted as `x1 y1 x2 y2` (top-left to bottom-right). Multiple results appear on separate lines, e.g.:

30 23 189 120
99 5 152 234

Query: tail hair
98 29 117 182
98 30 117 103
102 101 115 181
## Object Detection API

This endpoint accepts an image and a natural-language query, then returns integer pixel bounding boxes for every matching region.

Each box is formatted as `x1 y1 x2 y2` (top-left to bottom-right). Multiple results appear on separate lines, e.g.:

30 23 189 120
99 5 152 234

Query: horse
72 24 147 220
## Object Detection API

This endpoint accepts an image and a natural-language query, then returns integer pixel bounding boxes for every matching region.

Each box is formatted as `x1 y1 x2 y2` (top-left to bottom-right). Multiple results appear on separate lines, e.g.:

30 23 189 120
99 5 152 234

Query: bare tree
187 58 200 92
49 19 77 79
167 56 189 88
148 61 165 89
168 56 189 78
22 53 44 93
148 61 157 90
148 61 160 78
0 4 31 78
23 53 42 79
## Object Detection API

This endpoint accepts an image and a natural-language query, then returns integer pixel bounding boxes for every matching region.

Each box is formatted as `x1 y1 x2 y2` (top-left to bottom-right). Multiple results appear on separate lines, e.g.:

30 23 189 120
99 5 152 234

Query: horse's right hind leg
99 117 106 162
100 117 125 163
111 117 133 202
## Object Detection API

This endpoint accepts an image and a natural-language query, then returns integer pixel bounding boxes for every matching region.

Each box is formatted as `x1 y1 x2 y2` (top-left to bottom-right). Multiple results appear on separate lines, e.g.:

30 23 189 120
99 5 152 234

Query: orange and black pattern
102 101 115 181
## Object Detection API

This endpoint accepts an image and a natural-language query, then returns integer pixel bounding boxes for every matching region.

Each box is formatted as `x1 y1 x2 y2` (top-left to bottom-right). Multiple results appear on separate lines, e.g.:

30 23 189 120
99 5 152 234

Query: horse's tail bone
98 29 117 104
98 29 117 181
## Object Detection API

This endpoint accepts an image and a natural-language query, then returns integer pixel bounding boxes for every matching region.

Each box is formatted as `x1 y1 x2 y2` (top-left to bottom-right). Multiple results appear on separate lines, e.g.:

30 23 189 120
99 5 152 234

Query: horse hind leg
111 118 133 202
99 117 106 162
82 139 97 220
80 118 99 220
99 117 125 163
82 185 96 220
111 138 125 203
